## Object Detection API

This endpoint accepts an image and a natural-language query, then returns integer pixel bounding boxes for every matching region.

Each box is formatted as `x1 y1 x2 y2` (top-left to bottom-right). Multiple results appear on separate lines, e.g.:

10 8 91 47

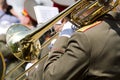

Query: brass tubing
15 33 59 79
15 54 48 80
25 0 82 42
5 61 25 78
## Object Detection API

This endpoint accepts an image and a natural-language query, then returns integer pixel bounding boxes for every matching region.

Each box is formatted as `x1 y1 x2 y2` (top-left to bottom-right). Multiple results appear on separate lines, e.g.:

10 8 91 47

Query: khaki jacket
43 12 120 80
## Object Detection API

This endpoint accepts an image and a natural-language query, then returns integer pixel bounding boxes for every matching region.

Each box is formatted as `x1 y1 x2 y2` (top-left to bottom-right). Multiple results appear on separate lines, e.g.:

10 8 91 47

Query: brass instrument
0 52 6 80
1 0 119 79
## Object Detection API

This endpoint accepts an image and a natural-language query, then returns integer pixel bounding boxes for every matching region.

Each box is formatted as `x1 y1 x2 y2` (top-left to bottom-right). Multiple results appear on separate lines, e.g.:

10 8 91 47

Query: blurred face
20 15 30 25
53 24 63 32
0 0 4 4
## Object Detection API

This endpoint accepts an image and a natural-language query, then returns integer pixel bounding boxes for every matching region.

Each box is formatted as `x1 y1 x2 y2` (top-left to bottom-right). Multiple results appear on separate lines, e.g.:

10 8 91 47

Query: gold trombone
1 0 119 79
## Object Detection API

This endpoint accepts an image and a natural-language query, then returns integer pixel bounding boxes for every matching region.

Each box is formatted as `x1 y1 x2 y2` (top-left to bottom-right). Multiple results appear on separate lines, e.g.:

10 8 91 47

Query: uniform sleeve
43 32 90 80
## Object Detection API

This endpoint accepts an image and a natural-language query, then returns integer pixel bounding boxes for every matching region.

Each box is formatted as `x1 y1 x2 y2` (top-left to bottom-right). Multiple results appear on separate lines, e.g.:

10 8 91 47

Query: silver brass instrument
1 0 119 79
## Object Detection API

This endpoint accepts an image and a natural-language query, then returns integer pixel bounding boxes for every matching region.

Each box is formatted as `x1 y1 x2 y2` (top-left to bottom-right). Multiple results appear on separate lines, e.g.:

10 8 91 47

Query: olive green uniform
43 11 120 80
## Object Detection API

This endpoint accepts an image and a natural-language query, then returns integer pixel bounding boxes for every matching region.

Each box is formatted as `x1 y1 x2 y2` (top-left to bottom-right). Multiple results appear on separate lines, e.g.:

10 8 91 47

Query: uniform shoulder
77 21 102 32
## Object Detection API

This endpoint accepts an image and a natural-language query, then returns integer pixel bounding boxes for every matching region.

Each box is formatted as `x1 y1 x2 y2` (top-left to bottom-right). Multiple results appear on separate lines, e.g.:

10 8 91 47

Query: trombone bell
6 24 41 62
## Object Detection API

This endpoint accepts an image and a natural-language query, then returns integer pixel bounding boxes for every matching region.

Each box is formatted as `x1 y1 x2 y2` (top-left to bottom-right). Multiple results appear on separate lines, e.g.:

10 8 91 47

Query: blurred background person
0 0 21 35
20 0 38 29
7 0 38 29
0 0 20 24
52 0 76 12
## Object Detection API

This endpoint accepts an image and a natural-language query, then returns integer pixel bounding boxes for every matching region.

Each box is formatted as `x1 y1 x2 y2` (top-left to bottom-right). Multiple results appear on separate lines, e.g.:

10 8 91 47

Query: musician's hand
59 21 75 38
48 39 57 49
